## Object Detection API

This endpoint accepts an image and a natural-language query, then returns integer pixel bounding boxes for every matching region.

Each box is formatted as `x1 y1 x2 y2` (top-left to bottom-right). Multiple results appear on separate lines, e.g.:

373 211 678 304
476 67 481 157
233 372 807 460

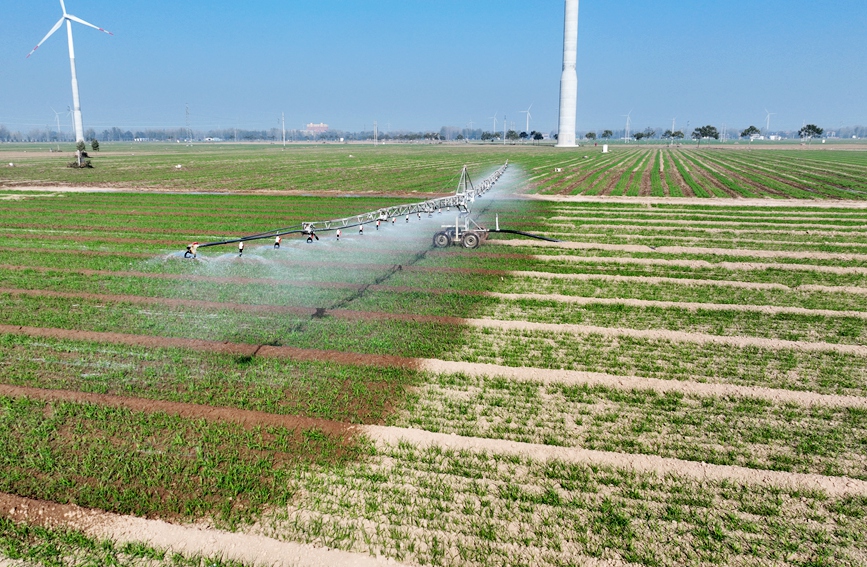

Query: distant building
305 123 329 134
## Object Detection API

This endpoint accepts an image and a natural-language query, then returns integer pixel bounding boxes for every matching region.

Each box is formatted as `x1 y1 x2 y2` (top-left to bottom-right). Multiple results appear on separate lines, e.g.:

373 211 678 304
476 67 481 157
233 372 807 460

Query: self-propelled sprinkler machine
182 161 558 255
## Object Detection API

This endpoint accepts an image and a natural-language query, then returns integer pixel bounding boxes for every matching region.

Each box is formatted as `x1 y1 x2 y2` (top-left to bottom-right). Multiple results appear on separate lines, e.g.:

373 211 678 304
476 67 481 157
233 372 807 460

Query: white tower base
556 0 579 148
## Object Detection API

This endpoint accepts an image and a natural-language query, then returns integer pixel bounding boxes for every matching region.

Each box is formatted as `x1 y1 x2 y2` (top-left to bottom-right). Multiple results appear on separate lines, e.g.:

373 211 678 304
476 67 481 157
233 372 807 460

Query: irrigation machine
184 161 557 257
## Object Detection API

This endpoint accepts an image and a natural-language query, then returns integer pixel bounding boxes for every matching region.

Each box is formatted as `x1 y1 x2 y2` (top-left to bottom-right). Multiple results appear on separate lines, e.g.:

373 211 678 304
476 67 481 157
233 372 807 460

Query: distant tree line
3 123 866 144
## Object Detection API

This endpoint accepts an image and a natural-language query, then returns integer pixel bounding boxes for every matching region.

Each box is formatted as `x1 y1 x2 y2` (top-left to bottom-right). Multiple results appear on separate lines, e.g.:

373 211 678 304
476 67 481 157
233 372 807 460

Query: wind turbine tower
556 0 579 147
623 111 632 143
765 109 776 136
520 104 533 134
27 0 113 143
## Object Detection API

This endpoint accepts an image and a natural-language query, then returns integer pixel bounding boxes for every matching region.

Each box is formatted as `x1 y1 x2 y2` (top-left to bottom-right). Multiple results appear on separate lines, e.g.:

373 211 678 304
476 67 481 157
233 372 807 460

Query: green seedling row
396 373 867 478
263 442 867 567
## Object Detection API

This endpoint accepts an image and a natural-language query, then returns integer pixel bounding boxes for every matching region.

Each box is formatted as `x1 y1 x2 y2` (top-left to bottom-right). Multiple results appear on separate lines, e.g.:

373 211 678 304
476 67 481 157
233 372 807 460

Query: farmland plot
1 145 866 566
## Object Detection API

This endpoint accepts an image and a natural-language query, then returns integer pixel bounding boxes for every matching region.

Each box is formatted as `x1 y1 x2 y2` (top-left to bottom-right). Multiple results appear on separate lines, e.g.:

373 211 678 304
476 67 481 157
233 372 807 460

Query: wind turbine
764 109 776 136
520 104 533 134
622 110 632 143
27 0 113 143
489 112 498 134
50 107 62 141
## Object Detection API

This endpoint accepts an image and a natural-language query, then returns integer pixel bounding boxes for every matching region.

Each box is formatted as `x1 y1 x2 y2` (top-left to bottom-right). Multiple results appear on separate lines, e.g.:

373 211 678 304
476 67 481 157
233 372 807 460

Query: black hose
493 229 561 243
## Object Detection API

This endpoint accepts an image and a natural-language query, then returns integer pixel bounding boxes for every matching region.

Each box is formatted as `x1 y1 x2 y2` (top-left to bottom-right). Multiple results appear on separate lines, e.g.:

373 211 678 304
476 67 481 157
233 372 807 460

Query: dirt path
0 324 419 369
362 425 867 497
489 292 867 318
466 318 867 356
0 492 403 567
418 359 867 409
495 239 867 262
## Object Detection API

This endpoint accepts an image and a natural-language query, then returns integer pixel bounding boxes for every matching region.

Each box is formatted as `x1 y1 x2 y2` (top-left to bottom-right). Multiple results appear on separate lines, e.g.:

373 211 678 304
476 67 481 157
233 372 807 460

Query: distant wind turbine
622 110 632 142
27 0 113 143
764 109 776 136
50 107 62 141
520 104 533 133
489 112 498 134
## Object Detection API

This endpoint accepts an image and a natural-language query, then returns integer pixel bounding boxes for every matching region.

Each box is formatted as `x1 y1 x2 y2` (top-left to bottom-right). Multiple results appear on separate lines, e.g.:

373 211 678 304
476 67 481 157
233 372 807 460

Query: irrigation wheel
462 231 481 249
433 231 452 248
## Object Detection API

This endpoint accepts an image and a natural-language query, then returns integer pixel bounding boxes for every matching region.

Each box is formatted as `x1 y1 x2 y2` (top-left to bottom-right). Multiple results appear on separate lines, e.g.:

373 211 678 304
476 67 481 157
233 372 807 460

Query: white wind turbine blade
27 17 65 58
66 13 113 35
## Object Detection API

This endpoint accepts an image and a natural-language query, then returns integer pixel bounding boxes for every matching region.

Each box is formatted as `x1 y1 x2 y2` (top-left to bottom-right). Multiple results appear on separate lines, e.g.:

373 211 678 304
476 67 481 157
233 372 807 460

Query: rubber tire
433 231 452 248
462 232 481 249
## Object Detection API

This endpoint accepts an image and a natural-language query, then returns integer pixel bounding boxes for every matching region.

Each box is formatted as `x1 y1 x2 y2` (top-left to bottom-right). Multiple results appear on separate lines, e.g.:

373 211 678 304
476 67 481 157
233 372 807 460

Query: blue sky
1 1 865 135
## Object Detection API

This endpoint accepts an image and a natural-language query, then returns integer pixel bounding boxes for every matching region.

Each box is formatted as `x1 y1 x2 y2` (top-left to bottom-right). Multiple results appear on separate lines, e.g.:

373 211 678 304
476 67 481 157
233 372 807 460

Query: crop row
0 333 417 424
3 258 865 314
394 372 867 478
260 441 867 567
0 516 248 567
451 326 867 396
0 395 355 524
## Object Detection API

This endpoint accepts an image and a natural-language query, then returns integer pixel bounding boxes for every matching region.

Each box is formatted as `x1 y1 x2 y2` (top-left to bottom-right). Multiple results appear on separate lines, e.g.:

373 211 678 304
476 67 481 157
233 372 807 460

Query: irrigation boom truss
184 161 557 255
